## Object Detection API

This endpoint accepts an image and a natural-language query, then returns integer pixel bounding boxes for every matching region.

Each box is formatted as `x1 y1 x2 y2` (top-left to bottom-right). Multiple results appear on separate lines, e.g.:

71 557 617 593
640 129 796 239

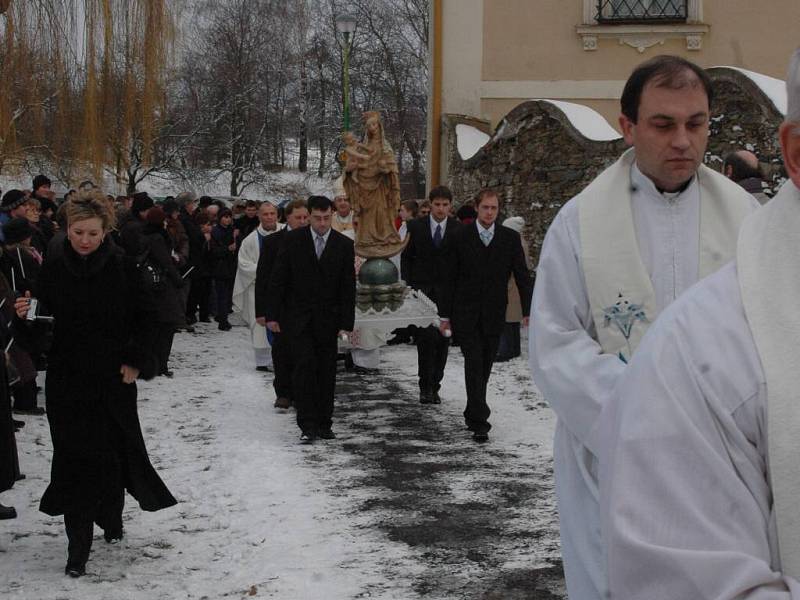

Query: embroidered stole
579 148 755 362
738 180 800 577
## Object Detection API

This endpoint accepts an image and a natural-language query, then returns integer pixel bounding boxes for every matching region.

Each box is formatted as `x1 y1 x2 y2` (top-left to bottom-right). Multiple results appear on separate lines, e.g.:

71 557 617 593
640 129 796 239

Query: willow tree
0 0 174 188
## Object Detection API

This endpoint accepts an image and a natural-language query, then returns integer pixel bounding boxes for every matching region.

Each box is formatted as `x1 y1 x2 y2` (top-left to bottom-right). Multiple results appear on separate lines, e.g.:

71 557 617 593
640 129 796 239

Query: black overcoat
143 226 186 327
30 238 176 516
441 223 532 338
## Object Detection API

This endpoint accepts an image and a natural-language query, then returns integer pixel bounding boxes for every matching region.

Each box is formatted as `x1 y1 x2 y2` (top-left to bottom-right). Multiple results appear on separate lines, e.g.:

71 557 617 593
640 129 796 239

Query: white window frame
578 0 706 52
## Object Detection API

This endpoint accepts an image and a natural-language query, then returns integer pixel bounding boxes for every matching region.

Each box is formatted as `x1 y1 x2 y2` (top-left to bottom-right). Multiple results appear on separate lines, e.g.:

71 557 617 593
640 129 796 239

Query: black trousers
214 278 233 324
289 328 338 436
155 327 175 375
458 328 501 435
12 380 38 411
496 322 521 362
270 332 293 400
416 325 450 393
187 277 211 321
63 486 125 568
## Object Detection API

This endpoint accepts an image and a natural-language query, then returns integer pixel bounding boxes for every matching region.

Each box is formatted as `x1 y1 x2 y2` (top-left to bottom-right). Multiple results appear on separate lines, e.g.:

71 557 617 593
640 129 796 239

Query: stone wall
443 67 785 267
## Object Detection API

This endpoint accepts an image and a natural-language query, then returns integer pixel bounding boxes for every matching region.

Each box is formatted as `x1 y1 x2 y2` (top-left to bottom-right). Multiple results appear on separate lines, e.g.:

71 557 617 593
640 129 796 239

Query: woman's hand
120 364 140 384
14 291 31 319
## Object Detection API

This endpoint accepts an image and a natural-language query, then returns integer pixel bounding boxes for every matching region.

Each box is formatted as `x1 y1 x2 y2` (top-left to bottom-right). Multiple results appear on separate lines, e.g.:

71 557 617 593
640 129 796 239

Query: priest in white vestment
529 55 759 600
601 51 800 598
233 201 283 369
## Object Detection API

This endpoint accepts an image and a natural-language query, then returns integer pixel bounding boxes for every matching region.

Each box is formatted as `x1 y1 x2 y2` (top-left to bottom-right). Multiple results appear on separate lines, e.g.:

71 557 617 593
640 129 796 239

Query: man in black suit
265 196 356 444
401 186 462 404
440 189 531 442
255 199 310 410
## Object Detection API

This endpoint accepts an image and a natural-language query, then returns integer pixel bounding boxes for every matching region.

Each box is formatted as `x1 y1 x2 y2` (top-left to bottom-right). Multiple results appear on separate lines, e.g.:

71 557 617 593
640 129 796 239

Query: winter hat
131 192 155 215
1 190 27 212
162 199 180 217
146 206 166 227
32 174 51 191
3 217 34 245
502 216 525 234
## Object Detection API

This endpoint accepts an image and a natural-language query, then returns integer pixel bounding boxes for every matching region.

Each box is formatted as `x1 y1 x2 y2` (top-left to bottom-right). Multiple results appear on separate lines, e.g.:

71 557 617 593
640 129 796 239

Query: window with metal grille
596 0 688 23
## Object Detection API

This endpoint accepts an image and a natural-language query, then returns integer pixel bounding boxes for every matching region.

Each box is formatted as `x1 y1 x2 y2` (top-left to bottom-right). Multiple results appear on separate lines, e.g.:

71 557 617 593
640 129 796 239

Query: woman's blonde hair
65 188 116 231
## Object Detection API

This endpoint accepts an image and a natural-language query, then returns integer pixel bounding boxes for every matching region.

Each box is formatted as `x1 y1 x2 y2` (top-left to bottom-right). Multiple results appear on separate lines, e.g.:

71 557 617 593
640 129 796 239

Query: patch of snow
716 66 787 115
455 124 490 160
534 100 621 142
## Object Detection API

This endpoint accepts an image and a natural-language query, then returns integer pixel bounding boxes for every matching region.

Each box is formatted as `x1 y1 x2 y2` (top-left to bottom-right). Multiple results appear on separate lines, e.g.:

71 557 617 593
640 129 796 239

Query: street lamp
335 13 357 132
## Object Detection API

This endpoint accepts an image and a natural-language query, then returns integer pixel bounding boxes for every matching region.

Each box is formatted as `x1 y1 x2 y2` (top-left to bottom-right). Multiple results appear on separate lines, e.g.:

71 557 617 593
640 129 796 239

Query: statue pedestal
341 257 440 350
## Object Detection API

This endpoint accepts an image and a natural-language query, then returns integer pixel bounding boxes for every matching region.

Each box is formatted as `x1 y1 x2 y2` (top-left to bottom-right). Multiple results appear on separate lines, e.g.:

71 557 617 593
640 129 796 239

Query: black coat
400 215 462 311
235 215 259 250
210 224 237 280
441 223 532 337
0 296 18 493
179 208 205 271
30 238 176 516
254 227 287 319
265 226 356 337
143 225 186 327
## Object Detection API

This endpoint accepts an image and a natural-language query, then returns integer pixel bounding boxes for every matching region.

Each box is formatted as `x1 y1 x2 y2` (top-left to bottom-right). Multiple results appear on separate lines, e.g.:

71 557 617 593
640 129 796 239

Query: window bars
596 0 688 23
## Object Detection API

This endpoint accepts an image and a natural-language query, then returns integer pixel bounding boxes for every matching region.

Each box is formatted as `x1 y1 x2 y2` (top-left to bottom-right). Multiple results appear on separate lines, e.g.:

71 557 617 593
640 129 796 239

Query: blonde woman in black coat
15 190 176 578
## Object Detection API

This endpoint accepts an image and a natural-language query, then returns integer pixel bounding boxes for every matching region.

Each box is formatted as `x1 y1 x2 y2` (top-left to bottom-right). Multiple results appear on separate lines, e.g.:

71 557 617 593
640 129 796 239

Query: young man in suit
265 196 356 444
254 199 310 409
400 186 462 404
440 189 531 442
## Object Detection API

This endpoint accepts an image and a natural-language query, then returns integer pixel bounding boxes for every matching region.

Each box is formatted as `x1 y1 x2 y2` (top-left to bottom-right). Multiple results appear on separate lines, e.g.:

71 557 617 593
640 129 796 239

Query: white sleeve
237 235 259 275
601 301 800 600
528 205 625 449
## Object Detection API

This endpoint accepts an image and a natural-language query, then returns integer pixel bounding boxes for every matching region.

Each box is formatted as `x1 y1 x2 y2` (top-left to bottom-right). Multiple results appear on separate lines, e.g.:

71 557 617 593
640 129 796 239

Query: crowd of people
2 47 798 596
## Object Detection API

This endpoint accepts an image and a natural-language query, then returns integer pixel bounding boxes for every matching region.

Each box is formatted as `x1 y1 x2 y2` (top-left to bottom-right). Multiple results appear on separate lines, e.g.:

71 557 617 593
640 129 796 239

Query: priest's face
259 203 278 230
619 75 709 192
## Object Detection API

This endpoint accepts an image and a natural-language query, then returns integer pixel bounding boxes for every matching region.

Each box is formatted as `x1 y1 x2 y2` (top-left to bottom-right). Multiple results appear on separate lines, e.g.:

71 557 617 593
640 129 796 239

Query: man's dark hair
307 195 333 212
198 195 213 209
245 199 259 209
621 55 713 123
723 152 762 182
428 185 453 203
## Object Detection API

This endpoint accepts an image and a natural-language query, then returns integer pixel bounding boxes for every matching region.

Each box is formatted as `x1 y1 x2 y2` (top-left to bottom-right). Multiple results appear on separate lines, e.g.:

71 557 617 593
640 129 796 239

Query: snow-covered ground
0 320 563 599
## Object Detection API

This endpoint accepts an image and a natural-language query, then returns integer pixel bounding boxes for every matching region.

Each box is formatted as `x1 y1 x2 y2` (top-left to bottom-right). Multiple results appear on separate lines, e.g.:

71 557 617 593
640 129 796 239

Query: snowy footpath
1 321 565 599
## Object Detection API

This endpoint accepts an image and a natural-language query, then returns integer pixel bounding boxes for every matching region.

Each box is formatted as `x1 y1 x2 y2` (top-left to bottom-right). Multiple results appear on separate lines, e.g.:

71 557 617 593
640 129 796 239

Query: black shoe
218 321 232 331
473 431 489 443
199 316 211 323
431 391 442 404
352 366 374 374
274 397 291 410
318 429 336 440
183 326 196 334
13 419 24 431
160 370 174 378
420 390 434 404
14 473 25 481
104 529 124 544
65 563 86 578
299 433 314 445
186 315 197 325
255 366 272 372
13 406 45 416
0 503 17 519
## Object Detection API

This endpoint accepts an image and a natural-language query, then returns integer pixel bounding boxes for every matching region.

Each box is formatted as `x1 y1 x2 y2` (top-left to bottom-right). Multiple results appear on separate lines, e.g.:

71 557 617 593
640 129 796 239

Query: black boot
0 503 17 519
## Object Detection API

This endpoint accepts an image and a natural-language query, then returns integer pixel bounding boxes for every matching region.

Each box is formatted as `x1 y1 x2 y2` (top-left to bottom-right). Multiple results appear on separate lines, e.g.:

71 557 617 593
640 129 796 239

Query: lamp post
335 13 356 132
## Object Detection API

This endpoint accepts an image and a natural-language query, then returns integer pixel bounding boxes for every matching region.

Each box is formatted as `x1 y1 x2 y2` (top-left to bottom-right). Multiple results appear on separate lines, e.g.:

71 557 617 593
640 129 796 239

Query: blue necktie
315 234 325 259
480 228 492 247
433 223 442 248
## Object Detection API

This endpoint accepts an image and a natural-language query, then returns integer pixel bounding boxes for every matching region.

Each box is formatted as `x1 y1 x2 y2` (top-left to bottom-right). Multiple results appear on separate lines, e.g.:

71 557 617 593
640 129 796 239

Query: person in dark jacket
142 206 186 377
234 200 260 250
210 208 237 330
1 218 44 414
175 192 206 324
265 196 356 443
0 268 21 519
191 213 214 323
118 192 153 257
15 189 176 577
439 189 532 443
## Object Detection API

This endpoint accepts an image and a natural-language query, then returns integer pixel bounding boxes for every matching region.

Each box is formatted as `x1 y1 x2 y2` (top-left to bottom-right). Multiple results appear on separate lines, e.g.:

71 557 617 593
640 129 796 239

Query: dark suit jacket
265 226 356 337
441 222 532 337
254 228 287 320
400 215 461 311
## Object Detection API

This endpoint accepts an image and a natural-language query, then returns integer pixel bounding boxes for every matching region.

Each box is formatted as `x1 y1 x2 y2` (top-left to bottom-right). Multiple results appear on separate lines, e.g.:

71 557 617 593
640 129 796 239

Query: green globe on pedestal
358 257 399 285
